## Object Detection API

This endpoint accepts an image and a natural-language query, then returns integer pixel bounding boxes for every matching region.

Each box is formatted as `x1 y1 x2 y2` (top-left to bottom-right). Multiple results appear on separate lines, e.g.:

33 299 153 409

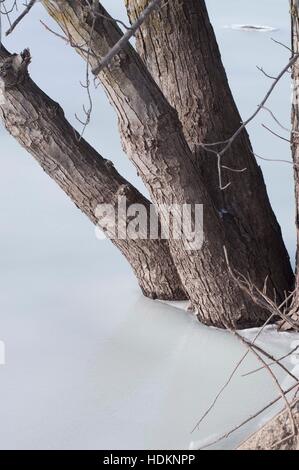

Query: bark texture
238 400 299 450
0 45 186 301
125 0 293 307
41 0 273 328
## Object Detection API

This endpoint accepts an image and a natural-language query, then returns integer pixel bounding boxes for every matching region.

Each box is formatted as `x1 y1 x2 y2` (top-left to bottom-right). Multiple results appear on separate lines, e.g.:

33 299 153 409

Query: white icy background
0 0 298 450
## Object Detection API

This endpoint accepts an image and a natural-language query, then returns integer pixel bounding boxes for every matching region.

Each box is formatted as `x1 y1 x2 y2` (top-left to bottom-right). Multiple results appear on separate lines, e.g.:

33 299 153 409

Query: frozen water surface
0 0 298 450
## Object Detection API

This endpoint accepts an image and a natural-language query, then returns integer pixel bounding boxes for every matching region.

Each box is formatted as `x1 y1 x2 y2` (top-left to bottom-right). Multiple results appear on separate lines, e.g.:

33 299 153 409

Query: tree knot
0 49 31 89
116 184 132 197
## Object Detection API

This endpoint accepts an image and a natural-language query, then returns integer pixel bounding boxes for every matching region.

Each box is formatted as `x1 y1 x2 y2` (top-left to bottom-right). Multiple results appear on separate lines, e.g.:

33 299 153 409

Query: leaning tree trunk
41 0 274 329
0 45 186 301
125 0 293 306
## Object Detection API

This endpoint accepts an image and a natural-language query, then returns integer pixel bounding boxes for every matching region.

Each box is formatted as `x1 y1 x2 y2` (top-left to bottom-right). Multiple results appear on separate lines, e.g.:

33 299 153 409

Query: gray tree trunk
125 0 293 308
0 45 186 301
41 0 278 328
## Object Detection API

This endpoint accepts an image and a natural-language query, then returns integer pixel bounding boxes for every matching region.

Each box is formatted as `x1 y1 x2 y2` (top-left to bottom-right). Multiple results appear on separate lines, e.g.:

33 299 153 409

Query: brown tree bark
41 0 274 329
0 45 186 301
125 0 293 307
0 0 297 451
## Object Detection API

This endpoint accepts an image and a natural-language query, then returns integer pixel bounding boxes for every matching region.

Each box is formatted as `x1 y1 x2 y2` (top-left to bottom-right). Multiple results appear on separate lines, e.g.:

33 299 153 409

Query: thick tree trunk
125 0 293 307
0 45 186 301
238 399 299 450
41 0 273 328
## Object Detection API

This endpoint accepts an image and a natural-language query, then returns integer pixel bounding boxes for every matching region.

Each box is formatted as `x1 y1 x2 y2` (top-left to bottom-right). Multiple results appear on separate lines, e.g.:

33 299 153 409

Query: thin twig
262 123 291 143
218 54 299 159
5 0 36 36
92 0 162 75
231 330 297 443
243 344 299 377
198 390 298 450
199 54 299 189
40 20 98 58
249 342 299 382
191 291 292 433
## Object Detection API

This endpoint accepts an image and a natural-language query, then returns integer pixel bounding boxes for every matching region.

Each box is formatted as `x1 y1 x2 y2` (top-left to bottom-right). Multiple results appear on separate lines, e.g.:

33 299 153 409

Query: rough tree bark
0 45 186 301
1 0 297 449
125 0 293 306
41 0 274 329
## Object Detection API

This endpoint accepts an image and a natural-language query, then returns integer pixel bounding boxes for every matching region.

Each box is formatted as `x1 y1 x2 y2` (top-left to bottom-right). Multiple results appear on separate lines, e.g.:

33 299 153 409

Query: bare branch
218 54 299 158
197 386 299 450
92 0 162 75
257 65 276 80
5 0 36 36
271 37 293 53
198 54 299 189
253 151 295 166
243 344 299 377
231 330 297 443
262 123 291 143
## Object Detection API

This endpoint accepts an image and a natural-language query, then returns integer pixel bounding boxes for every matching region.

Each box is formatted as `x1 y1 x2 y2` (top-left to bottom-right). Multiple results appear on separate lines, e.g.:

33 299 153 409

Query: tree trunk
125 0 293 307
41 0 273 328
0 45 186 301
